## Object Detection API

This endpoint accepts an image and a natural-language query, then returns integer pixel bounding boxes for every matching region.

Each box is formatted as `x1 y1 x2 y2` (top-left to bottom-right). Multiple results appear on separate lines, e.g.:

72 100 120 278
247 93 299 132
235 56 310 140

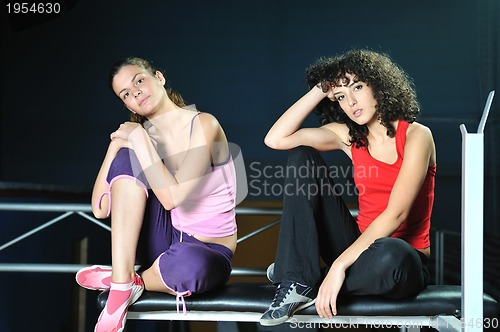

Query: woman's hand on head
315 80 333 94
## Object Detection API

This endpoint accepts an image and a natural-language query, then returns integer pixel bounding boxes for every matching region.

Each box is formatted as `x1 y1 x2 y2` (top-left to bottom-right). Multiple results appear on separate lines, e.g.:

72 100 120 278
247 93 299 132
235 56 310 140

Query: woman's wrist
331 256 350 271
107 139 123 155
128 126 148 146
311 83 329 98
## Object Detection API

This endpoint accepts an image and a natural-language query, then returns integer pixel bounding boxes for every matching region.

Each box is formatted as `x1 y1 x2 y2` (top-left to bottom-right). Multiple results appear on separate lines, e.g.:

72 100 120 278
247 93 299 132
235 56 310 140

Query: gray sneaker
266 263 275 283
259 281 316 326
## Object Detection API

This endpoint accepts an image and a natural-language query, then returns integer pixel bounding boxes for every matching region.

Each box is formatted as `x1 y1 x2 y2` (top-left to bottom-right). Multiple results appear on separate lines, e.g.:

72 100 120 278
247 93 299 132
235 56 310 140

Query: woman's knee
370 238 418 269
287 146 321 168
107 148 149 186
344 238 426 298
371 238 425 295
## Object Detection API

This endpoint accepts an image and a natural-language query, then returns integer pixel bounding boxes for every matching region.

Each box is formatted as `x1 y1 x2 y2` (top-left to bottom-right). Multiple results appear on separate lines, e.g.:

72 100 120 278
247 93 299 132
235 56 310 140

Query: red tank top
351 120 436 249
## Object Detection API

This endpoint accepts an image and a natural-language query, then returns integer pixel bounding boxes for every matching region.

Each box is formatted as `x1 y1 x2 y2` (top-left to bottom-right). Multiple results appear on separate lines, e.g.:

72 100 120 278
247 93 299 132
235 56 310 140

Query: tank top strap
189 111 202 137
395 120 409 159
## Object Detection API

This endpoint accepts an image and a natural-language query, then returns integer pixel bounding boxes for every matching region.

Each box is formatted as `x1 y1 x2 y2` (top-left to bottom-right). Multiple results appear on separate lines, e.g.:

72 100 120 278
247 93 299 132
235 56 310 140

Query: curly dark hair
305 49 420 148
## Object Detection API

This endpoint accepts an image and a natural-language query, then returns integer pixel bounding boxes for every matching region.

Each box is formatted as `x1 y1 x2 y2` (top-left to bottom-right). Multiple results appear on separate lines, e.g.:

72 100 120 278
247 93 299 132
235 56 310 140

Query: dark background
0 0 498 331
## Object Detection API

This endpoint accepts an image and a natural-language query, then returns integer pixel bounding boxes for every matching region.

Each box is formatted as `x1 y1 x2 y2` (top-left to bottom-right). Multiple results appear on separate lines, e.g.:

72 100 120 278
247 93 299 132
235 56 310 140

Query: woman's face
112 65 167 117
330 73 378 125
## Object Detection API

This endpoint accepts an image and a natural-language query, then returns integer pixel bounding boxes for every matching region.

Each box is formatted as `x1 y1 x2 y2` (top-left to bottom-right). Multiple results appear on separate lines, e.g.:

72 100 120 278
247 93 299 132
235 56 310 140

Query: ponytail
167 89 186 108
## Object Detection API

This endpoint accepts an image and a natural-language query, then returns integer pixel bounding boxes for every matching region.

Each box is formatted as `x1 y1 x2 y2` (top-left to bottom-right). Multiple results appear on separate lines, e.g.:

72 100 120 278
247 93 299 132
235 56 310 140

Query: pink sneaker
95 274 144 332
76 265 112 291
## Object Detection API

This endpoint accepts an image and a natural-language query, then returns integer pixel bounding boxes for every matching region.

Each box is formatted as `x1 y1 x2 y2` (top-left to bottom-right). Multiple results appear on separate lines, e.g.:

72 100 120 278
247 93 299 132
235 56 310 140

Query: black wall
3 0 499 233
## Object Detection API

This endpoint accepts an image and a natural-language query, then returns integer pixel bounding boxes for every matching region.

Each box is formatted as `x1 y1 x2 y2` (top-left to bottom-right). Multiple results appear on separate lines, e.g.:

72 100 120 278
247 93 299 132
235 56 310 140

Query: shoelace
272 282 295 306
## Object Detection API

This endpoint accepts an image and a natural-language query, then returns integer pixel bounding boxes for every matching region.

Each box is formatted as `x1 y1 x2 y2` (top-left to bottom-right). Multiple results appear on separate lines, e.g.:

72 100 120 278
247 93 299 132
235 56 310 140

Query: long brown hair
109 57 186 124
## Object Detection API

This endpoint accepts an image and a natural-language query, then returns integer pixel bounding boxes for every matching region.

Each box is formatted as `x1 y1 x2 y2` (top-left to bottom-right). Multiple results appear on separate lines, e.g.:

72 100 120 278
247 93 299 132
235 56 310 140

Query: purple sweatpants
106 148 233 295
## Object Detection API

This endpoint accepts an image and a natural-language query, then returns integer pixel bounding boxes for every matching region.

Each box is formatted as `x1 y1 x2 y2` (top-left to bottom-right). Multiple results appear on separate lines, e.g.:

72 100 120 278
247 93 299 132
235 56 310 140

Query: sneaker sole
76 265 112 291
259 298 316 326
266 263 274 283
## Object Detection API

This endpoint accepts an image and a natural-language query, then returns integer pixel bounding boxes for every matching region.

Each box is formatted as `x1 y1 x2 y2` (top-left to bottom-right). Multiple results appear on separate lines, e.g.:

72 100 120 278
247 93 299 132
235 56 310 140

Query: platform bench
97 282 499 331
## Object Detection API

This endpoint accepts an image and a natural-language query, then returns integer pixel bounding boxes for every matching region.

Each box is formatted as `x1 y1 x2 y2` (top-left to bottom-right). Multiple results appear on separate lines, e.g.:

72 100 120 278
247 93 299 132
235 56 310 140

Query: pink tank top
170 113 237 238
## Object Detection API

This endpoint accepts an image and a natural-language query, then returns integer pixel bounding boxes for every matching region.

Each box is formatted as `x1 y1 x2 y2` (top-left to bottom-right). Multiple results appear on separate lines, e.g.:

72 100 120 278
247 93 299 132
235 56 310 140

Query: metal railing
0 202 284 275
0 202 449 286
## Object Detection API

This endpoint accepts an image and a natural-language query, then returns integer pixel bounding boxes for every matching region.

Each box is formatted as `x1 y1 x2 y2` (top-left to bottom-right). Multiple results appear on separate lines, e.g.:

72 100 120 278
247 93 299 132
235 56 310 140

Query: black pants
273 146 430 299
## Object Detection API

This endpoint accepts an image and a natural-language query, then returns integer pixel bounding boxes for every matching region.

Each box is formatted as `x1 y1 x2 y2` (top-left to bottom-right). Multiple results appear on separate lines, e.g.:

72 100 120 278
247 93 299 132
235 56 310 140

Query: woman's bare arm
265 86 350 153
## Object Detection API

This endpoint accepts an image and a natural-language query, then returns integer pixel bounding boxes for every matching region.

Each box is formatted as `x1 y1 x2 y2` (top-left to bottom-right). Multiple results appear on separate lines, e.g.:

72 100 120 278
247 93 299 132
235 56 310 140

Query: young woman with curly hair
260 49 436 326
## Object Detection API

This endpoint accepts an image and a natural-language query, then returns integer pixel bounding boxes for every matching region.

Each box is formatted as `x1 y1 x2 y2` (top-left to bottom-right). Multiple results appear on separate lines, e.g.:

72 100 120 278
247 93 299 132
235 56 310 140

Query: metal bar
0 202 357 217
230 267 266 277
0 202 91 212
439 230 445 285
126 310 443 329
440 229 461 236
0 203 281 215
235 206 282 215
75 237 88 332
434 230 441 285
0 263 90 273
76 211 111 232
0 264 265 277
237 219 281 244
0 211 74 251
460 124 484 332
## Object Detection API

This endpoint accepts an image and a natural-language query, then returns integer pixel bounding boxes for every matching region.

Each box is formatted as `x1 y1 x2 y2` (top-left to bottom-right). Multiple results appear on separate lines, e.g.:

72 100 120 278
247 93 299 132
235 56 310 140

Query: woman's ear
155 70 166 86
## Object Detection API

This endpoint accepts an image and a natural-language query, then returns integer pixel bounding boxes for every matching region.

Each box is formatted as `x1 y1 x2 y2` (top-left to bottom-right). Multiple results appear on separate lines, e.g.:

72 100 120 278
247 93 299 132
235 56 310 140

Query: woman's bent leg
105 148 150 282
95 148 149 332
274 146 359 287
343 237 430 299
110 178 147 282
261 146 360 326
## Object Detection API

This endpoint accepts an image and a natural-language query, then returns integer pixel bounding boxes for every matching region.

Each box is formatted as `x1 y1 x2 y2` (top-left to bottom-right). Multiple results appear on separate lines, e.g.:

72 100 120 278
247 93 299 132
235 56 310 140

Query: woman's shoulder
404 121 436 165
406 121 433 139
322 122 350 144
193 111 221 126
187 110 227 144
185 110 221 129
